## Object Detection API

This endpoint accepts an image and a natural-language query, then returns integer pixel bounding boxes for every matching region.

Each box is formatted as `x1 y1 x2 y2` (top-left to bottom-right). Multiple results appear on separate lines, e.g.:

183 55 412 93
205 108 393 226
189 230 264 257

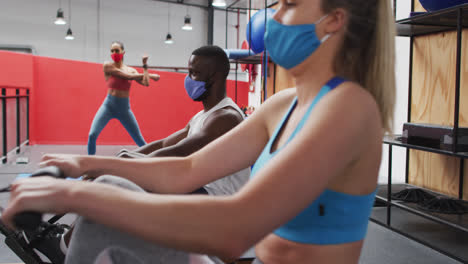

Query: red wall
0 51 34 89
0 51 249 146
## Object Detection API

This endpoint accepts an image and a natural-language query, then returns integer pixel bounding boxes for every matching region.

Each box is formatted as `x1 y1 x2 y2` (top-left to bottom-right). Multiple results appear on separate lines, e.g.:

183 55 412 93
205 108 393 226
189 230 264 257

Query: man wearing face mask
118 45 249 196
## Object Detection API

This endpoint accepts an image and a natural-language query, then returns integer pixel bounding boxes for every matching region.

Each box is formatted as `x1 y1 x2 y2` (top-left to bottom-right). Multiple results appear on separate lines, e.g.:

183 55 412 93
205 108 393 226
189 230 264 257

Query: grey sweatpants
64 175 222 264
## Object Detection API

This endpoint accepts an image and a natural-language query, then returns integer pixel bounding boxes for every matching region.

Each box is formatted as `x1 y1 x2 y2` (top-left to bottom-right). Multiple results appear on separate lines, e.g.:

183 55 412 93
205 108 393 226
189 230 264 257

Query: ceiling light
165 4 174 44
182 15 192 31
54 8 66 25
165 33 174 44
64 0 74 40
212 0 226 7
65 28 74 40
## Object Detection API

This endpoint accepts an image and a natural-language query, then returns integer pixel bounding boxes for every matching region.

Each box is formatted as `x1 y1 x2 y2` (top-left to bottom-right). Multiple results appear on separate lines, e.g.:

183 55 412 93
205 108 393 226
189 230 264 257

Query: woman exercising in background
87 41 160 155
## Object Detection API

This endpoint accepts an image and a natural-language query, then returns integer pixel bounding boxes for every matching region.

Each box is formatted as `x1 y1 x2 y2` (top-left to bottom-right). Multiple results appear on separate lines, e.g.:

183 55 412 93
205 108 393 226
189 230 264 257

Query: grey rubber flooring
0 145 464 263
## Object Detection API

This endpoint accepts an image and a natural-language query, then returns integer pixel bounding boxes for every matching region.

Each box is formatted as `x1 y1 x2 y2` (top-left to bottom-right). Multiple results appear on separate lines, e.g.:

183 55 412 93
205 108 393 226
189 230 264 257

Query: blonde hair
321 0 396 133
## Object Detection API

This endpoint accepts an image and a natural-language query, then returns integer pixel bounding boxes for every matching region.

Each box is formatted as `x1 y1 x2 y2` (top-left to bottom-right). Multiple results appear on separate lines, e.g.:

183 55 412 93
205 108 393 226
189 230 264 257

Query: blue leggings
87 94 146 155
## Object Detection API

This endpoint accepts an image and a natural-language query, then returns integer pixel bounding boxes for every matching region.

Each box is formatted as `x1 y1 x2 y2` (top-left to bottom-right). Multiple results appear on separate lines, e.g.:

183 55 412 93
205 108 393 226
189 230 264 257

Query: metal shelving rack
373 2 468 262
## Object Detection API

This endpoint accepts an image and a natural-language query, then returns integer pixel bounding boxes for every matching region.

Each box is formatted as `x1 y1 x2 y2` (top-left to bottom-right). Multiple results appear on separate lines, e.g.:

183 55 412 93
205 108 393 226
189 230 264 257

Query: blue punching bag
246 8 275 54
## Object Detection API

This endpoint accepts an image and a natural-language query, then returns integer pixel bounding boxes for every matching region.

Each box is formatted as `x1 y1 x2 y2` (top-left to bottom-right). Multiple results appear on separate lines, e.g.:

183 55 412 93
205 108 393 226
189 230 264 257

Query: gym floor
0 145 464 264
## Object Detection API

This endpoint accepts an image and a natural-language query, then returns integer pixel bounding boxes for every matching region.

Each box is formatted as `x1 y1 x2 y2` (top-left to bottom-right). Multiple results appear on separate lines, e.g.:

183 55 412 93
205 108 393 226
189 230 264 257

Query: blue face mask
264 15 331 70
184 75 207 101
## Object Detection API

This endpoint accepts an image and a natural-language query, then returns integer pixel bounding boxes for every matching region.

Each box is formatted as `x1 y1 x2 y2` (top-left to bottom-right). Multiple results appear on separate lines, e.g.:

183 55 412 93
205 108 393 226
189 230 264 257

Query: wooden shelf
383 134 468 159
396 3 468 37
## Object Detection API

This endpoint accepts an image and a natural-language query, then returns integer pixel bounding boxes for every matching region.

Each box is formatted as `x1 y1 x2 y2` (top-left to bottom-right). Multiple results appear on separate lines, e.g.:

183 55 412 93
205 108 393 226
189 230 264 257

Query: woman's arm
139 55 160 85
2 83 382 260
149 73 160 81
135 67 149 86
103 62 143 81
131 68 160 86
136 55 150 86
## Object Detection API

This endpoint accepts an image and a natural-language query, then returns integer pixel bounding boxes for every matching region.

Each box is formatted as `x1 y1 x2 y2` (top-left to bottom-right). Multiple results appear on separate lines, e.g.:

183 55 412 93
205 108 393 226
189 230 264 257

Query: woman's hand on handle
1 177 82 229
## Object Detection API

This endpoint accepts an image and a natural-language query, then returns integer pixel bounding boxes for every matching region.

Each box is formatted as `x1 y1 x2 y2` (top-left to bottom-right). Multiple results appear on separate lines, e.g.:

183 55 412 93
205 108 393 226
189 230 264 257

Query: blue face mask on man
184 75 207 101
264 15 331 70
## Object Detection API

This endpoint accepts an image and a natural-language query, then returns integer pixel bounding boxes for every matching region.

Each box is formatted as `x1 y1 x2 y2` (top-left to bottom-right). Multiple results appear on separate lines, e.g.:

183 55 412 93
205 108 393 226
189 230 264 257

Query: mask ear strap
315 14 328 25
316 14 331 43
320 34 331 43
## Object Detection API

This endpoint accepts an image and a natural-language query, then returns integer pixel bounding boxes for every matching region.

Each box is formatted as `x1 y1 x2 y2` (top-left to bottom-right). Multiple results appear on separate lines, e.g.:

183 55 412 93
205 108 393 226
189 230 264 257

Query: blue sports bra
251 77 377 245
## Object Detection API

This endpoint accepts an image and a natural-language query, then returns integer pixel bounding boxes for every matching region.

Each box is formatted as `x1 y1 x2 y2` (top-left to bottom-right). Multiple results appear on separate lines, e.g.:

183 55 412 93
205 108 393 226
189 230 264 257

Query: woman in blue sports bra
3 0 396 264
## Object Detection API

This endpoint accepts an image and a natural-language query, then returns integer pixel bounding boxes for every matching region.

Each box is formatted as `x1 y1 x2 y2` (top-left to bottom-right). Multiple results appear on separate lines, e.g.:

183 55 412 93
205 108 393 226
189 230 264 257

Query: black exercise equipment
0 166 67 264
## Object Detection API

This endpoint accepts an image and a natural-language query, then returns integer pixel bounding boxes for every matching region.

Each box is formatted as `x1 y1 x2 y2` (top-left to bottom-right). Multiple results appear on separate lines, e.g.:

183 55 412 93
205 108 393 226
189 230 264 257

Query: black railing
0 85 30 164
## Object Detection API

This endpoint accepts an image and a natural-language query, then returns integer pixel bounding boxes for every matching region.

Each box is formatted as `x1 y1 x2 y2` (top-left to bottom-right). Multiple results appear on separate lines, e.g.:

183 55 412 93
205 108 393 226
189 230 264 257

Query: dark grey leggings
94 247 144 264
64 175 221 264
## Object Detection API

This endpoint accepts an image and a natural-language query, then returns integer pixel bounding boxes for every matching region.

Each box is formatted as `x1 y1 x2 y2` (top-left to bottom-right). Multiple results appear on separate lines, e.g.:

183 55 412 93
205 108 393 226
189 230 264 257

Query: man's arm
148 107 244 158
128 126 190 156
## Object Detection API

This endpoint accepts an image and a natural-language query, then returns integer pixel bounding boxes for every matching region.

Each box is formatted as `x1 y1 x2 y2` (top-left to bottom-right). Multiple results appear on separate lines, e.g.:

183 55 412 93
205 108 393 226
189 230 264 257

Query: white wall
213 8 249 81
0 0 246 69
378 0 412 184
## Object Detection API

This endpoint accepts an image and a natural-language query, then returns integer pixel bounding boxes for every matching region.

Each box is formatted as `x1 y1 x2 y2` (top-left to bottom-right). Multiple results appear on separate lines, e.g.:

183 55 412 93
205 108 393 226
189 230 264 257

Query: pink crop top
106 75 131 91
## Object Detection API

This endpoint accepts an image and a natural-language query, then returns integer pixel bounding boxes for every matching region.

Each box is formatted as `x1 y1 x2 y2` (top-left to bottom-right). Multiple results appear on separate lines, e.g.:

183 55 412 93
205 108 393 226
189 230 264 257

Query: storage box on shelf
402 123 468 152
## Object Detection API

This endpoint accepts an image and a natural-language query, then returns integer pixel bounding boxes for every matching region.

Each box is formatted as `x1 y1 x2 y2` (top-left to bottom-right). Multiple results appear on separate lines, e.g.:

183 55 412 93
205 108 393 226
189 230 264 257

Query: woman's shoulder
103 61 114 73
327 81 382 131
333 81 379 112
262 88 297 109
252 89 297 127
103 61 114 68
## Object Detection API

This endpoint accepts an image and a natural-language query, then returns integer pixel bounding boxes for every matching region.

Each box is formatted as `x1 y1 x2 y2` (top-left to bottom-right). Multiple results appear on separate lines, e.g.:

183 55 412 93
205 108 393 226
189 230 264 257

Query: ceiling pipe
149 0 246 14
